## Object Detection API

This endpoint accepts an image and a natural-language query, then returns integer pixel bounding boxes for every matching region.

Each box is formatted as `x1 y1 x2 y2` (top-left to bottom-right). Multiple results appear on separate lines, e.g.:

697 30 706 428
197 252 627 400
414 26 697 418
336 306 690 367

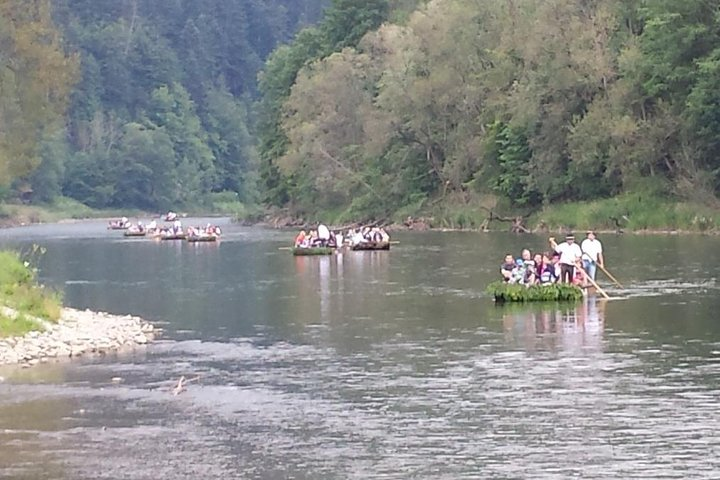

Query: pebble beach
0 307 156 367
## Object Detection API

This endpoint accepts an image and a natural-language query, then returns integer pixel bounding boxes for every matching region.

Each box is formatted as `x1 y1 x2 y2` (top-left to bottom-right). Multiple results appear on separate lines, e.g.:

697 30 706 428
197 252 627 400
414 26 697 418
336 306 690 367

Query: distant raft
487 281 584 303
292 247 334 256
159 233 187 240
107 220 130 230
350 241 390 251
187 234 218 242
123 230 146 237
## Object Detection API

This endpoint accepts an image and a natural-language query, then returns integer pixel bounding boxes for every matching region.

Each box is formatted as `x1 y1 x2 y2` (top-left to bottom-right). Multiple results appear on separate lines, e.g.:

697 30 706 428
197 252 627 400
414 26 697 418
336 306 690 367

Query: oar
576 264 610 299
598 264 623 288
389 240 400 245
278 246 293 250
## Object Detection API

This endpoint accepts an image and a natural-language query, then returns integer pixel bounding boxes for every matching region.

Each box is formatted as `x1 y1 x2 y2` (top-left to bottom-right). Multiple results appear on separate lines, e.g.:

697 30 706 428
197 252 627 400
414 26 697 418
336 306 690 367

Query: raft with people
491 231 616 302
159 232 186 240
350 241 390 251
187 233 218 242
292 246 334 256
291 224 391 254
186 224 221 242
107 217 131 230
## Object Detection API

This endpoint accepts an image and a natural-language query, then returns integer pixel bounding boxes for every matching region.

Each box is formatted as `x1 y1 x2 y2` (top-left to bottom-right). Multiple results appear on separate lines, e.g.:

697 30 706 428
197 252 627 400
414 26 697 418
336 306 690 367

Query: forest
1 0 325 212
2 0 720 229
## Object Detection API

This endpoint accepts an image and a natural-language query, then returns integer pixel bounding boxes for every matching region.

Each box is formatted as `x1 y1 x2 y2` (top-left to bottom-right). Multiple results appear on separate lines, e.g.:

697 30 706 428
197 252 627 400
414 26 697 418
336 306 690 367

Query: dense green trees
258 0 720 221
0 0 78 188
5 0 720 221
5 0 323 210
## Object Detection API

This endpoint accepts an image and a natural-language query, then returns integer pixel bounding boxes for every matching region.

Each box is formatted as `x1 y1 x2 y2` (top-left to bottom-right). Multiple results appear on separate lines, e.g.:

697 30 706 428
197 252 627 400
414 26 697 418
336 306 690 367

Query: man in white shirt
550 233 583 283
581 230 604 281
317 224 330 246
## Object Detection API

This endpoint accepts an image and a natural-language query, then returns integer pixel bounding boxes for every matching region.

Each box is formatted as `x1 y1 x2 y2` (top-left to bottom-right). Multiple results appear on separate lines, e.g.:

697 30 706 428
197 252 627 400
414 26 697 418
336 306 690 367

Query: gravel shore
0 307 156 367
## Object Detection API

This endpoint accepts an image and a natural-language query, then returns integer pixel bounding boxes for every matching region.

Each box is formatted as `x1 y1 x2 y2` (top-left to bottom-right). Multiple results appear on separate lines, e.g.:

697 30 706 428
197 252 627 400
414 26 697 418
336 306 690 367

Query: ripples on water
0 226 719 479
3 314 719 479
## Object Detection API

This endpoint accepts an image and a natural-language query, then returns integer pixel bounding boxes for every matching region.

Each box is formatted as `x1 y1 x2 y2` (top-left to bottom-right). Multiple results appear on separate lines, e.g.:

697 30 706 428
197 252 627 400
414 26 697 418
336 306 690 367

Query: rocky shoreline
0 307 156 367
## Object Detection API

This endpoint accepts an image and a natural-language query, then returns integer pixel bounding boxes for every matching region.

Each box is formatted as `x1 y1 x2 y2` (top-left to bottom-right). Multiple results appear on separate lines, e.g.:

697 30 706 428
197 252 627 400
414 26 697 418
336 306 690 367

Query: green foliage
0 313 44 338
292 247 334 256
205 191 262 221
4 0 323 210
257 0 395 207
533 193 718 233
5 0 720 225
486 281 584 303
0 249 62 337
257 0 720 222
0 0 78 186
321 0 389 50
486 122 540 207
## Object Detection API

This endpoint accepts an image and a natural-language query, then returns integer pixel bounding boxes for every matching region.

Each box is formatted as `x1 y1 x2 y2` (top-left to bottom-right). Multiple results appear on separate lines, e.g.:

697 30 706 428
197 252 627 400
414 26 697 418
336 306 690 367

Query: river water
0 219 718 479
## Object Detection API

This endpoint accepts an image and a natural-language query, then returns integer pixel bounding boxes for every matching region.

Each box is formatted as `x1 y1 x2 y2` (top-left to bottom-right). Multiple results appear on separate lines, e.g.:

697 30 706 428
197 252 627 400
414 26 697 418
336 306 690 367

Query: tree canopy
7 0 324 210
5 0 720 221
258 0 720 221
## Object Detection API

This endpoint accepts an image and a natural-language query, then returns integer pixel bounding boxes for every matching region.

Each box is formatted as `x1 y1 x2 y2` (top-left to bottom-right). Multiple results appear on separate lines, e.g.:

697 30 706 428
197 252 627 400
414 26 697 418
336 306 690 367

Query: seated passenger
294 230 307 247
372 228 383 242
539 254 558 284
510 259 526 284
573 268 586 286
500 254 515 282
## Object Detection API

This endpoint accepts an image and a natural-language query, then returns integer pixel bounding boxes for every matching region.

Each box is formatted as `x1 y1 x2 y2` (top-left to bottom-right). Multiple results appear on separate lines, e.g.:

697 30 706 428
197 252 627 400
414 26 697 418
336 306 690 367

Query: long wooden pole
576 264 610 299
598 264 623 288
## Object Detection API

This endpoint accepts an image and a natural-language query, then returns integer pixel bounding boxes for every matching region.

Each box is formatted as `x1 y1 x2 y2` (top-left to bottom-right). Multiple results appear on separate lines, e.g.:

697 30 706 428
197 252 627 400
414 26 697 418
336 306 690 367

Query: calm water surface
0 220 719 479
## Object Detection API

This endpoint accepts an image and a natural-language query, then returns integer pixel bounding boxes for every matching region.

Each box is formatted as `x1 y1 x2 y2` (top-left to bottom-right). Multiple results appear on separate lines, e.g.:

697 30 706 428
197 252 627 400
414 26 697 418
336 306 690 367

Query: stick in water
576 264 610 299
599 264 623 288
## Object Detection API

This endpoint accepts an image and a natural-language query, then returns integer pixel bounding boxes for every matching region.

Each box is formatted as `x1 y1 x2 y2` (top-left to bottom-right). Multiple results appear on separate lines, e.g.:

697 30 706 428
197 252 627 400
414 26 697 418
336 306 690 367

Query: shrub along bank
0 250 62 337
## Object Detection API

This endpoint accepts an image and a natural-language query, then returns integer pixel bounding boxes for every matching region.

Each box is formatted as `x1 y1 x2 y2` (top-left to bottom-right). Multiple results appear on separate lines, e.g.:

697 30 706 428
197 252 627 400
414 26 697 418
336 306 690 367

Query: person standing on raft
581 230 604 281
549 234 583 284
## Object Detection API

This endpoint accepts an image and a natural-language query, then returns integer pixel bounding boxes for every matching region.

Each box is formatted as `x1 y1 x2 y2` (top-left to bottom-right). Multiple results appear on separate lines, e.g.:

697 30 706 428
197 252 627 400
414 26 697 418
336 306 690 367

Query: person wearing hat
549 233 583 284
581 230 604 281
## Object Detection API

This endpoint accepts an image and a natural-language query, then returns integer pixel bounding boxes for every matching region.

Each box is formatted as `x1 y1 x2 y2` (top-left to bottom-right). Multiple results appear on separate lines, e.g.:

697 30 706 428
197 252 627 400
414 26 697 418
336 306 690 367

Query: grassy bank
0 250 62 337
530 193 718 234
381 192 719 234
0 194 264 228
0 197 146 228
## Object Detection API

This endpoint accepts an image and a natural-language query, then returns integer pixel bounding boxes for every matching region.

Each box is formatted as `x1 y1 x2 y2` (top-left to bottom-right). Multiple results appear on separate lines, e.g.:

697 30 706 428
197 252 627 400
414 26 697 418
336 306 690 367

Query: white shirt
556 241 582 266
581 238 603 262
318 224 330 240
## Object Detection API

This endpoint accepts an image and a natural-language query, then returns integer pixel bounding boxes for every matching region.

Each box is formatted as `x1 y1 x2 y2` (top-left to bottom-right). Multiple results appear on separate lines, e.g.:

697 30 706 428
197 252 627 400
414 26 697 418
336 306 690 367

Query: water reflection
501 297 606 354
292 251 391 324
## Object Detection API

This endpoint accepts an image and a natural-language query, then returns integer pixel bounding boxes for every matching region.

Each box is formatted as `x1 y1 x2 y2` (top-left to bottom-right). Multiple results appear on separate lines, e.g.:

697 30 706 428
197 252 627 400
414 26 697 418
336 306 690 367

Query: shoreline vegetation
0 249 156 367
1 193 719 235
260 192 720 235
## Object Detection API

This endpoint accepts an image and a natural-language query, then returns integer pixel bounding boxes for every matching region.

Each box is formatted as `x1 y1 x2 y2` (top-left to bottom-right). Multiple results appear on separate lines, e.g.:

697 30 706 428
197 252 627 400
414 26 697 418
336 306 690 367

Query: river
0 219 718 479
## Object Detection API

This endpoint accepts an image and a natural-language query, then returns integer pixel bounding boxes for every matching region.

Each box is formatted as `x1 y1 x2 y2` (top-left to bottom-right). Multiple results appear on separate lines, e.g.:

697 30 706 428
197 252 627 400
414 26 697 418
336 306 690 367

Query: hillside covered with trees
3 0 326 212
258 0 720 228
3 0 720 230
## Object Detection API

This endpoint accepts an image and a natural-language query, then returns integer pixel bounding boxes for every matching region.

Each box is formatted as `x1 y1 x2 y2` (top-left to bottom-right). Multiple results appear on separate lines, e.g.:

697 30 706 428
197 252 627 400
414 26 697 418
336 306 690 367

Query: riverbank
3 193 719 235
260 192 720 235
0 198 147 229
0 307 156 367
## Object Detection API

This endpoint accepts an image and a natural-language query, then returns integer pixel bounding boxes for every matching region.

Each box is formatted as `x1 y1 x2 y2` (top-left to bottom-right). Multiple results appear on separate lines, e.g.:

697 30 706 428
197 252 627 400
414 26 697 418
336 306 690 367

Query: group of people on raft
294 225 390 249
116 218 221 238
500 231 604 287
